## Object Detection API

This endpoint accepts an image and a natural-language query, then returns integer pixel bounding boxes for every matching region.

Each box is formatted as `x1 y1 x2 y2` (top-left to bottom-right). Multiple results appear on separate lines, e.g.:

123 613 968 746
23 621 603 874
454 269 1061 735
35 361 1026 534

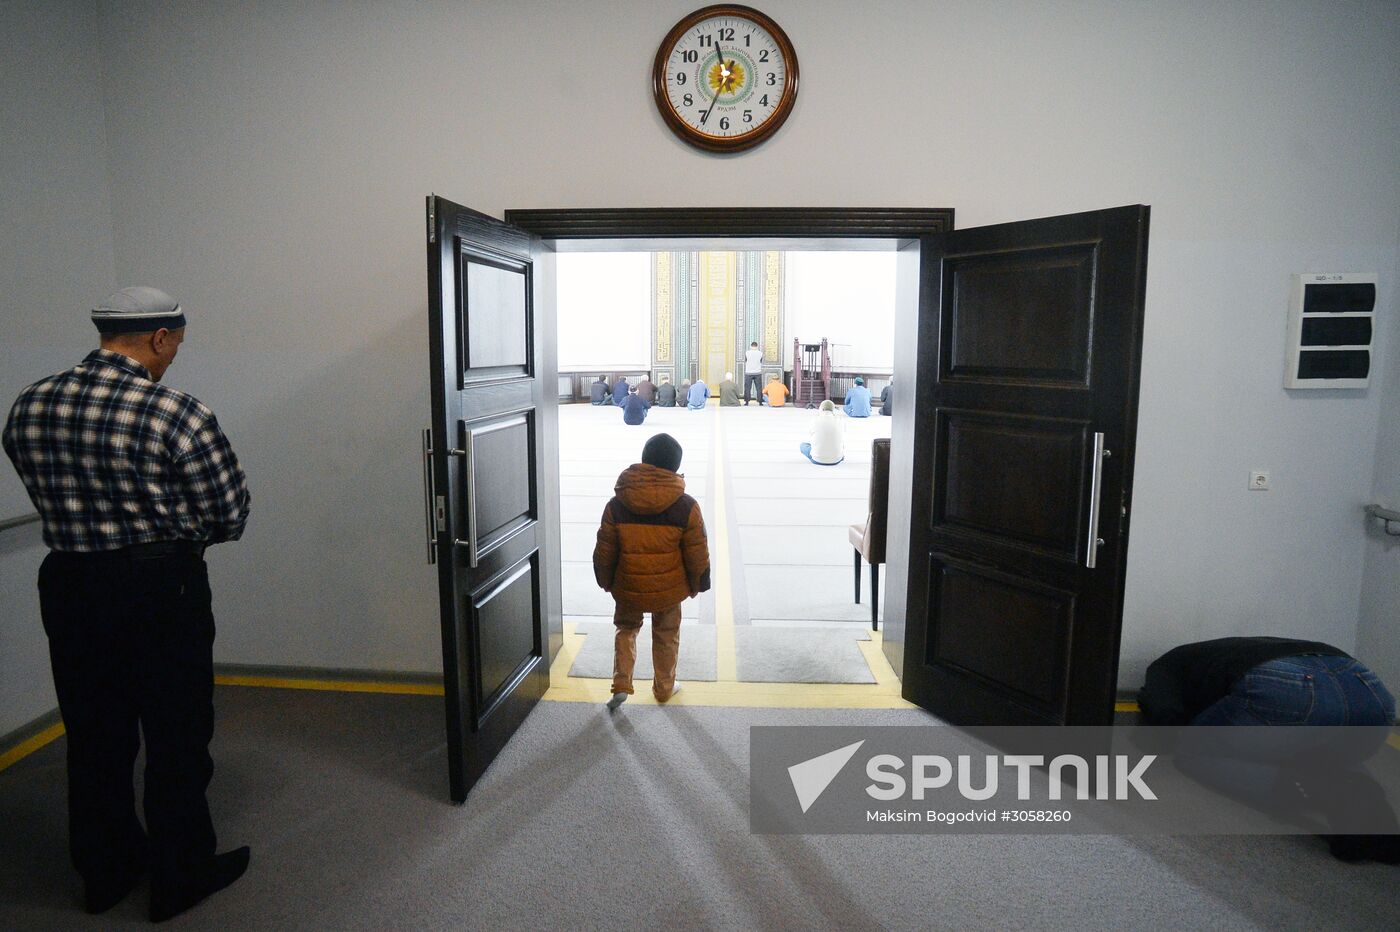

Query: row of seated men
589 374 894 416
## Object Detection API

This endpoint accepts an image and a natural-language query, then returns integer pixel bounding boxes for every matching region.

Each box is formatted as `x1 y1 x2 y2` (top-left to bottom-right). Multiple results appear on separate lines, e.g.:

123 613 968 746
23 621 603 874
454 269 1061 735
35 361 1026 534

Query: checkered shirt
3 348 251 552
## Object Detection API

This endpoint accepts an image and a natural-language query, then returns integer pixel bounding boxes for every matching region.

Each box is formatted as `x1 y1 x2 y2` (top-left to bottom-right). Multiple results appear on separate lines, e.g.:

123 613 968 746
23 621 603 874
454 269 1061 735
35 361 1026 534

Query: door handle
421 428 437 565
454 423 480 568
1085 432 1110 568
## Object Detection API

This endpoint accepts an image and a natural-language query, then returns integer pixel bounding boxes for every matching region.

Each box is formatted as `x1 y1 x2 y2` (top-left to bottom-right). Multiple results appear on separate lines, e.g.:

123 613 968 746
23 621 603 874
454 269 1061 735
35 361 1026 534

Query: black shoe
150 846 250 923
84 862 146 914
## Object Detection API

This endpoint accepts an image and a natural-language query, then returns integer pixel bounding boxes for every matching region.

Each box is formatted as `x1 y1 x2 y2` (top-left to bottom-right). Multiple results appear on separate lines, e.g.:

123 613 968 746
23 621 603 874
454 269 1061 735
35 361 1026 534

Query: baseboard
0 707 64 773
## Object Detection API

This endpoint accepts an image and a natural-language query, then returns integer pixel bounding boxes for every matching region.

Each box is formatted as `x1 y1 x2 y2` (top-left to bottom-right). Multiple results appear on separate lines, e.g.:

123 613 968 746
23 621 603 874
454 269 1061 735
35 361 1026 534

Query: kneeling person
592 434 710 708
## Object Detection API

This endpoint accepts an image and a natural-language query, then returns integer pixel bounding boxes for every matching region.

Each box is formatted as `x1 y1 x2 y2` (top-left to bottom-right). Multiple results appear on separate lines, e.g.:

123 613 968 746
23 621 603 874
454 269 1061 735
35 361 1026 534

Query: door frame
505 206 953 685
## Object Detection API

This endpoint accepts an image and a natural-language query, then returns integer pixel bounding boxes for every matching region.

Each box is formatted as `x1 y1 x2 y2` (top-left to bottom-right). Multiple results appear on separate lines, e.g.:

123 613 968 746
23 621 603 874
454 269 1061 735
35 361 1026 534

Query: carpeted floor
1 687 1396 930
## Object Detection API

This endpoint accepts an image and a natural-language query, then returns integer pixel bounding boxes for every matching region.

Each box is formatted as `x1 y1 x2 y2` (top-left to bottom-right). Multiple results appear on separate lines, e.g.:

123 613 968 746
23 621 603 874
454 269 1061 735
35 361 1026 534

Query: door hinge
428 196 437 244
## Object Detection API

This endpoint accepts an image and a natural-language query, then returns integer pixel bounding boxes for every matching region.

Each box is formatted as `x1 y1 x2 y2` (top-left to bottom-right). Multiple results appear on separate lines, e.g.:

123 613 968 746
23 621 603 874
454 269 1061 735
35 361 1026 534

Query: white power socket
1249 470 1270 491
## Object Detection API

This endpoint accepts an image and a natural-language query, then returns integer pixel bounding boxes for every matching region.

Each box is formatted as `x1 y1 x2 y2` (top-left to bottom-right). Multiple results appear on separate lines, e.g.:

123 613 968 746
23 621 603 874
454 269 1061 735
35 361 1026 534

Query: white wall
0 0 117 734
783 252 897 371
1357 236 1400 691
4 0 1395 694
556 253 651 370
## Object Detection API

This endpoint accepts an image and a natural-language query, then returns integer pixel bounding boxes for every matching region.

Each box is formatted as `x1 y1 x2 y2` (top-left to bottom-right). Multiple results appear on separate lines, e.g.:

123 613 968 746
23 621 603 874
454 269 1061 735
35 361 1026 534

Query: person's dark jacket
636 379 656 405
657 382 677 407
590 379 610 405
621 393 649 426
593 464 710 611
1139 637 1350 725
612 378 630 406
880 384 892 416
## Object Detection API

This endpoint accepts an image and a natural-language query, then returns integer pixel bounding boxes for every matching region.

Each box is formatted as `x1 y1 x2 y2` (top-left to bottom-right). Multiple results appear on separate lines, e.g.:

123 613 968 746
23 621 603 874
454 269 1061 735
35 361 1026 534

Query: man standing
3 287 252 922
743 341 763 405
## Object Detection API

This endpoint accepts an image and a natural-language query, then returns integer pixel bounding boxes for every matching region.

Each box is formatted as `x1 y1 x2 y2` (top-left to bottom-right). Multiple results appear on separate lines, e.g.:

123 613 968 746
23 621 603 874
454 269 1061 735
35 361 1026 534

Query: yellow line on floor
712 407 738 682
213 675 444 696
0 722 65 773
1115 700 1140 713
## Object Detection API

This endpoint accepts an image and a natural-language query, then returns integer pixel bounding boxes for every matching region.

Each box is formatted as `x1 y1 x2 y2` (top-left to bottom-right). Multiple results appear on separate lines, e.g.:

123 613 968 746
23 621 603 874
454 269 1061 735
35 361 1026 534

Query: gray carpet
3 688 1397 930
733 627 874 684
746 565 884 623
569 622 719 681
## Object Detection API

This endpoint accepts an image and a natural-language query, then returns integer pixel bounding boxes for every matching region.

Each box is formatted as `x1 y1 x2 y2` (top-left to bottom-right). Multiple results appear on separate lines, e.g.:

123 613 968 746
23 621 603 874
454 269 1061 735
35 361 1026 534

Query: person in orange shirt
762 374 789 408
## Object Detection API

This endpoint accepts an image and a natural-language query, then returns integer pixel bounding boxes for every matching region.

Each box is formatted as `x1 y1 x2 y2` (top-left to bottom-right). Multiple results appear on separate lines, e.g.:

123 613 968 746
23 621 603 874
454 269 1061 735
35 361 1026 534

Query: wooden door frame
505 206 953 686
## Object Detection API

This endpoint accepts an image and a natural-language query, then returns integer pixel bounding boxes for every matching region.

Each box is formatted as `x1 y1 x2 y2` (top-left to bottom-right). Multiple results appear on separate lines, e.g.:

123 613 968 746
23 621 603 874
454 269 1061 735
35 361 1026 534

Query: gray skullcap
92 286 186 335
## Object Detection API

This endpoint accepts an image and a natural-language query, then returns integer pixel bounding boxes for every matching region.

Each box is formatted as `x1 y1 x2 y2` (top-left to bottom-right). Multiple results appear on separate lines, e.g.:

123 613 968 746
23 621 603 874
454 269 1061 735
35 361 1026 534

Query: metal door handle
1085 432 1110 568
458 425 479 568
421 428 437 564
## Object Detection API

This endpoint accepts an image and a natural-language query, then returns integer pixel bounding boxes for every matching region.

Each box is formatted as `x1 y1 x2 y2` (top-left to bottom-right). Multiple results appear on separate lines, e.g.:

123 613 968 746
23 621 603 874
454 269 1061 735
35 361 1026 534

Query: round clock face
653 5 799 153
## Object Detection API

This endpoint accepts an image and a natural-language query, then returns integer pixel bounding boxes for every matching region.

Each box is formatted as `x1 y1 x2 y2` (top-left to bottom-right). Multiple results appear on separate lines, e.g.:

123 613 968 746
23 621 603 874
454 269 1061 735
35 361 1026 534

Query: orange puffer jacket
593 463 710 612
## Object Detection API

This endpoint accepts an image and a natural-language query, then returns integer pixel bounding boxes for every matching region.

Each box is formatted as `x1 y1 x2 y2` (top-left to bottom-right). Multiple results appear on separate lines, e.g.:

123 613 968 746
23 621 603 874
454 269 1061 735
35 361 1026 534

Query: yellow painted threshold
0 722 66 773
213 674 443 696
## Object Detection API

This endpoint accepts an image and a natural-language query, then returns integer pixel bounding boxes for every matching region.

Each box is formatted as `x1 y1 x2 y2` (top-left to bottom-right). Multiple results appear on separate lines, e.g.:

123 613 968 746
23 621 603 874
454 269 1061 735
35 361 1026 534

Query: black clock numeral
682 49 698 62
743 110 752 123
683 93 693 106
699 33 712 46
719 117 730 130
760 94 769 106
719 27 735 40
675 72 686 85
759 49 769 62
744 32 751 46
766 73 776 85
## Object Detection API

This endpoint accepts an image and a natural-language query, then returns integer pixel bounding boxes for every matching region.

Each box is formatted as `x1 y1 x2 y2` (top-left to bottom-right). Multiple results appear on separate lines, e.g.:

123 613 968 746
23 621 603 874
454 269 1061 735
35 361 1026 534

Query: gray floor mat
561 563 707 618
568 621 718 681
734 626 875 683
745 565 884 622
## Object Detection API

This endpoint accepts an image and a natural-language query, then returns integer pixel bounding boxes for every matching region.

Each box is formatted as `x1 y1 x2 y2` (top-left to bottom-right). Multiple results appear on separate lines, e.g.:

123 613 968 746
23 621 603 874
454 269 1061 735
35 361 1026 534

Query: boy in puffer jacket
593 433 710 709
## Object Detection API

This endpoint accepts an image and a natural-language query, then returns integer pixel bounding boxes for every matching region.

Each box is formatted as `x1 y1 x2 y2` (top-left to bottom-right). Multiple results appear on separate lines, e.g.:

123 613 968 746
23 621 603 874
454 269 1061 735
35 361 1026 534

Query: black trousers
38 549 218 898
743 373 763 403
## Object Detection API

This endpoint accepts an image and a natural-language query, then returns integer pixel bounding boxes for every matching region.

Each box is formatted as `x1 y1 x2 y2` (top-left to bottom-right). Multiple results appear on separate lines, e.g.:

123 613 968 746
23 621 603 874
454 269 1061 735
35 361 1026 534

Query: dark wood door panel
943 242 1097 388
933 407 1089 562
457 247 533 386
902 205 1149 726
461 412 536 545
470 556 543 726
925 555 1075 721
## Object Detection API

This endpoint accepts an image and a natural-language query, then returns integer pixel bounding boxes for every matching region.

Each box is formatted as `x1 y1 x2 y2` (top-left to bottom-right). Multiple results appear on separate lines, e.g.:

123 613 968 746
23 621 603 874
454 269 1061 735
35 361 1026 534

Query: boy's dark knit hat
642 433 683 473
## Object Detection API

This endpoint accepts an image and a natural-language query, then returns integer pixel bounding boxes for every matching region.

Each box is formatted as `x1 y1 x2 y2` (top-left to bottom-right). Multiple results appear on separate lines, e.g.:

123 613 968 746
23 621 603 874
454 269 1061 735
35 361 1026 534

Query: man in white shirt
743 342 764 406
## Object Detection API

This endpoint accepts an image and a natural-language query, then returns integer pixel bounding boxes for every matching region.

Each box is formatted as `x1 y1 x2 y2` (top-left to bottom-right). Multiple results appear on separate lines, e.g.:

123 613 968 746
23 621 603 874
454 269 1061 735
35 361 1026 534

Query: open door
424 195 560 802
901 205 1150 725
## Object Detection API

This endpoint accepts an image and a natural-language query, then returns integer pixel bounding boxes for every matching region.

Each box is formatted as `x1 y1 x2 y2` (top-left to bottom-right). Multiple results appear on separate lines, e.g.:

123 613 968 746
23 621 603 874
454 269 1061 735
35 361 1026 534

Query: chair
848 438 891 630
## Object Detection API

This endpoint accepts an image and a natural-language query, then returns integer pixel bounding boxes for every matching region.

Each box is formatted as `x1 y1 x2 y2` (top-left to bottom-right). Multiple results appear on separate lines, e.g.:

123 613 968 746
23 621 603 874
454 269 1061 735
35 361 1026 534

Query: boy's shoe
657 682 682 702
607 692 628 711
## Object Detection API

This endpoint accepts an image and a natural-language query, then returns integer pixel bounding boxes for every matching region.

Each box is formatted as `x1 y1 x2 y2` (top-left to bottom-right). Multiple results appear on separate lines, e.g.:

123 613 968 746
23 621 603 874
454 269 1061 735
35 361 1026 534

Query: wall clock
652 5 799 153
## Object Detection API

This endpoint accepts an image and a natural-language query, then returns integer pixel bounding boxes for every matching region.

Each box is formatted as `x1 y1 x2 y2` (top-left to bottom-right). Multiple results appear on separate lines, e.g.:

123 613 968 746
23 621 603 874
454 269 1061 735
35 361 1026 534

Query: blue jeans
1192 656 1395 727
799 442 843 466
1178 657 1396 824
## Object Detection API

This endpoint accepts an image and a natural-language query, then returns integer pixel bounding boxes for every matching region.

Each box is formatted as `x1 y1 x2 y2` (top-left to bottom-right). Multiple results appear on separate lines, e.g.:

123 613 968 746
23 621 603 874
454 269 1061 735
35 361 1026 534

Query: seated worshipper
843 376 873 417
611 375 631 406
636 375 656 406
678 379 691 403
590 375 611 405
1141 637 1400 863
593 433 710 709
687 378 709 410
762 374 789 408
799 400 845 465
879 377 893 416
718 372 741 407
620 386 650 426
656 375 677 407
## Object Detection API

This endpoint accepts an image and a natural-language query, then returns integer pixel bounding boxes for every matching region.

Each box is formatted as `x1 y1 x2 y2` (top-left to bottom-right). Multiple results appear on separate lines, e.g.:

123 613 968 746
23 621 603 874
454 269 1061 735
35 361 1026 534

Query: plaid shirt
3 348 250 552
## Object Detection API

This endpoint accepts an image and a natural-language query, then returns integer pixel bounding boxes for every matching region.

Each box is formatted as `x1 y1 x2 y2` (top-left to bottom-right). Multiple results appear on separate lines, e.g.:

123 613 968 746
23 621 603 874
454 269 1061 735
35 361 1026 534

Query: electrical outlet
1249 470 1270 491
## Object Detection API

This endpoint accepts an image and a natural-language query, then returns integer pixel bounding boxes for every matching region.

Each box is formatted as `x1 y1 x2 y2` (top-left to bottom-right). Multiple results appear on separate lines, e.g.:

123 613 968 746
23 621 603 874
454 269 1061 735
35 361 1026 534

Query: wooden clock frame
651 4 800 154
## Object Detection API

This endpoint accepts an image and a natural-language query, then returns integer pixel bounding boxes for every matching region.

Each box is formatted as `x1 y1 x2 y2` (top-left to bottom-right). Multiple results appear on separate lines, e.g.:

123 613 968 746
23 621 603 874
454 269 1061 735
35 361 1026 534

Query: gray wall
1358 234 1400 688
0 0 118 734
4 2 1399 726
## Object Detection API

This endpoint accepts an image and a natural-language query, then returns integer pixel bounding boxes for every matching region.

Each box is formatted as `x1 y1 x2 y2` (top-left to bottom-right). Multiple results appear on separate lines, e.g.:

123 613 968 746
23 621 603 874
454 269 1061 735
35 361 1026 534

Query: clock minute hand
702 43 726 126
